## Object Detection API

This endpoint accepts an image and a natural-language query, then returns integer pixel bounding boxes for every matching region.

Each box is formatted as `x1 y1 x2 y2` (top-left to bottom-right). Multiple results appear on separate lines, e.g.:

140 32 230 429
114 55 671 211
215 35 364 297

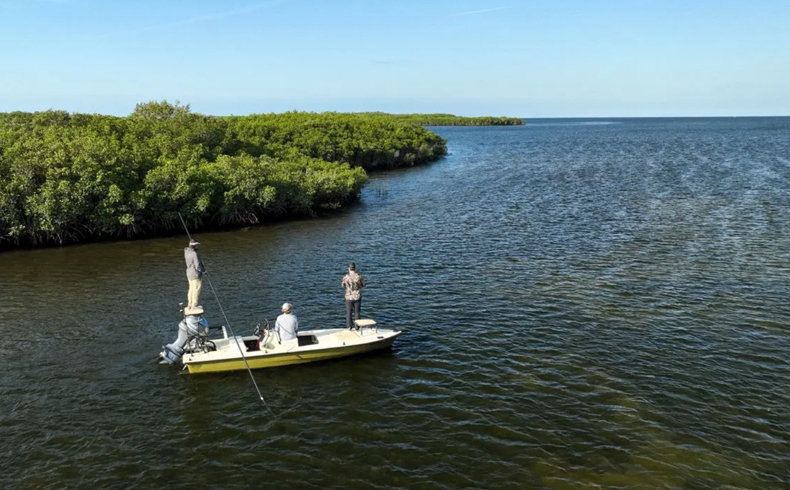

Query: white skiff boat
163 316 401 374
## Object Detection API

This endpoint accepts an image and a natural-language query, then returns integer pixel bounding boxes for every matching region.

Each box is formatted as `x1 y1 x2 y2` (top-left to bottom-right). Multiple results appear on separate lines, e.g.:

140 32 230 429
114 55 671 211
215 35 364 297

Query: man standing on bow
342 262 366 329
184 239 205 309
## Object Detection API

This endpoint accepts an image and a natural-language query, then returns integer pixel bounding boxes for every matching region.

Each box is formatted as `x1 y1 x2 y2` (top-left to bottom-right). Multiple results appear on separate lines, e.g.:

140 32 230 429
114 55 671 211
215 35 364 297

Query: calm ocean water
1 117 788 488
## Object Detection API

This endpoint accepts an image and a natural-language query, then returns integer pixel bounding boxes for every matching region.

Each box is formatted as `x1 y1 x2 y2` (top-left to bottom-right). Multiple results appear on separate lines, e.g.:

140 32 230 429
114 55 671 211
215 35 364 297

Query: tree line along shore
0 101 523 250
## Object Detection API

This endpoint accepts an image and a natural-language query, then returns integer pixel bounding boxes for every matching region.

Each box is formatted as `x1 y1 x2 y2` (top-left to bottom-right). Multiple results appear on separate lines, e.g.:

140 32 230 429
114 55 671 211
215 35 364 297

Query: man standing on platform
342 262 366 329
184 239 205 309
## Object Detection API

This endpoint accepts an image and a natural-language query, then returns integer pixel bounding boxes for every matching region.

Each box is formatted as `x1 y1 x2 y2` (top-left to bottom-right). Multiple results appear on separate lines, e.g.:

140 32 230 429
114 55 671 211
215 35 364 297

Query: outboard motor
160 314 209 364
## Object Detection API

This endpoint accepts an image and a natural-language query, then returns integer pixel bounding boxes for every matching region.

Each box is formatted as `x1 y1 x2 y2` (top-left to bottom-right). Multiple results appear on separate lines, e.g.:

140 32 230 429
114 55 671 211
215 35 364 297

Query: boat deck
182 326 401 374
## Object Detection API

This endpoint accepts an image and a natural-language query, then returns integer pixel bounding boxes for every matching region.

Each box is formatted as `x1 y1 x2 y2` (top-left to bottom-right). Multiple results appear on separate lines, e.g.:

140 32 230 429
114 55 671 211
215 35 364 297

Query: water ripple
1 118 790 488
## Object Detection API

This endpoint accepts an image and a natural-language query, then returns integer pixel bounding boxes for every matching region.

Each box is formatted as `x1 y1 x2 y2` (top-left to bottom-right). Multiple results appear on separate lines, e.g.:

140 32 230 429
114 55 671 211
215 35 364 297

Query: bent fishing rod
178 213 270 410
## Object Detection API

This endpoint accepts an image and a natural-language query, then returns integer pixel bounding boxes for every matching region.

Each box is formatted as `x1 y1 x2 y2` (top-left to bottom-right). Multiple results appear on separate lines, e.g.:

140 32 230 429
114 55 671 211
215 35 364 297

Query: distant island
0 101 521 250
389 113 524 126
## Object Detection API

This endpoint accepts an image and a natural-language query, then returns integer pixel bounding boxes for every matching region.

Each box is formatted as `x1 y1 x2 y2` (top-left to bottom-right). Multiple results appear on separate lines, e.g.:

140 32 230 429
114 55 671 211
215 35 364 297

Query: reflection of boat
165 317 401 374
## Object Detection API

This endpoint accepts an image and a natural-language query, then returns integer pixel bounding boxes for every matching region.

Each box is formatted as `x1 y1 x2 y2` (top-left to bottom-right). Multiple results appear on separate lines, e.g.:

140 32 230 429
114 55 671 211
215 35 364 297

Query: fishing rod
178 213 269 409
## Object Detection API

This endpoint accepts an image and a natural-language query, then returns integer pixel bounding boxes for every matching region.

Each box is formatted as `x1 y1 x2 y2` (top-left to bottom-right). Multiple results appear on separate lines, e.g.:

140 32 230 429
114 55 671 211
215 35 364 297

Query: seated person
275 302 298 342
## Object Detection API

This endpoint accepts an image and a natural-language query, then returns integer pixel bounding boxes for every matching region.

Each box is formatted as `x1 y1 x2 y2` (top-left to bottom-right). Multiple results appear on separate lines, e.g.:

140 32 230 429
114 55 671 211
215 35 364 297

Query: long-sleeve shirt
275 313 299 341
184 247 204 280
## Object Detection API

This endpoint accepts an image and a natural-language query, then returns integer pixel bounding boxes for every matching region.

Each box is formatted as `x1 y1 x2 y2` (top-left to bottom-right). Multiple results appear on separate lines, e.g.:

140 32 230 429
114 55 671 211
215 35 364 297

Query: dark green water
1 118 788 488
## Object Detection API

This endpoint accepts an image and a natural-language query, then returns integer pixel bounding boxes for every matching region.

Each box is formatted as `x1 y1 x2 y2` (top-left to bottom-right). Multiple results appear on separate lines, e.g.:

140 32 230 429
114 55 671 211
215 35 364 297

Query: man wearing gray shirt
275 303 299 342
184 239 205 308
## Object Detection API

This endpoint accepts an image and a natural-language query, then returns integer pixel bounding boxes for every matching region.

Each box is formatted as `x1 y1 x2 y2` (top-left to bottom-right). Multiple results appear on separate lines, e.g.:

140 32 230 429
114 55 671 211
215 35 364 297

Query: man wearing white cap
275 303 299 342
184 239 205 308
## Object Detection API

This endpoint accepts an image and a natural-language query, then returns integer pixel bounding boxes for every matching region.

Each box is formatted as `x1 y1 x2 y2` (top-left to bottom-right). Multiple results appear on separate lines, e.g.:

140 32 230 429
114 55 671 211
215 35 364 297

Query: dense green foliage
226 112 448 170
0 102 451 249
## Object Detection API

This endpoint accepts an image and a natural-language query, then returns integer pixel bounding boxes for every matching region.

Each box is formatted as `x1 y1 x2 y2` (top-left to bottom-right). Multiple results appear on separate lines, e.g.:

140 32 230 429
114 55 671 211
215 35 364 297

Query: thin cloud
1 0 69 7
372 59 408 65
138 1 282 32
87 1 287 42
449 7 508 17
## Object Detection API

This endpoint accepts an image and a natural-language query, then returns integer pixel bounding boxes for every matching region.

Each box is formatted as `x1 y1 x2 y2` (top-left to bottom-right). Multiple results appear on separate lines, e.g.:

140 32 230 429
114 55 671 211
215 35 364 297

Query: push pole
178 213 269 408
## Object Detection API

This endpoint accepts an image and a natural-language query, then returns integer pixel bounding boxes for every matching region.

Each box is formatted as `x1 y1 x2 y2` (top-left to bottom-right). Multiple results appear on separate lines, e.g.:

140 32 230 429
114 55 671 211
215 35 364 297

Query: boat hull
182 327 400 374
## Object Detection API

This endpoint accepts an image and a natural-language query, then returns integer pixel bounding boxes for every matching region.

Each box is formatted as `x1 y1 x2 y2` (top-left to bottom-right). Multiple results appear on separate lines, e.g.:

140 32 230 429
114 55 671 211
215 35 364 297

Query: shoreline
0 103 522 251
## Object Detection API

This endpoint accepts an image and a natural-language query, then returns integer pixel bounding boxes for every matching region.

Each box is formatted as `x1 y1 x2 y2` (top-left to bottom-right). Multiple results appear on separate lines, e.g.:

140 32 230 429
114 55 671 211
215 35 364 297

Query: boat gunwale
182 328 401 372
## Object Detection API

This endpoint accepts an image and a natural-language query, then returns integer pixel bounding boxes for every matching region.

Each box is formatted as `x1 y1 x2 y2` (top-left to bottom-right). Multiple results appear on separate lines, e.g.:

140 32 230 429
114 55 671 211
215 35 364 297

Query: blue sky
1 0 788 117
